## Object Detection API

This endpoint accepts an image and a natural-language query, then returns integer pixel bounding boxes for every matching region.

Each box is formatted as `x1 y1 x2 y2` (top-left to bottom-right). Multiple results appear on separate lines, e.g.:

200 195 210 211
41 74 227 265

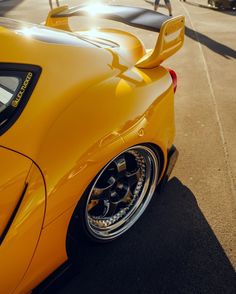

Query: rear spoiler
45 4 185 69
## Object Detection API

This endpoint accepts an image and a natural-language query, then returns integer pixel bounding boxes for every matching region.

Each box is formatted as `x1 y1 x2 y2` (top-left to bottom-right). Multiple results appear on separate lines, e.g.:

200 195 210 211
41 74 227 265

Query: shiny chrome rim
85 145 159 240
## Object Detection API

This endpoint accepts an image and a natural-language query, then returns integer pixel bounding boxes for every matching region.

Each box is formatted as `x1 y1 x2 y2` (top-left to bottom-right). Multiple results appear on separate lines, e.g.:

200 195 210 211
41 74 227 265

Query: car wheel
67 145 161 254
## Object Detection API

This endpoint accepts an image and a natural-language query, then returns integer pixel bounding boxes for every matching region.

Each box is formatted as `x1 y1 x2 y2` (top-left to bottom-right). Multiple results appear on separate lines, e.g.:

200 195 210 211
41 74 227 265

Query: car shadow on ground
185 26 236 59
38 177 236 294
0 0 24 16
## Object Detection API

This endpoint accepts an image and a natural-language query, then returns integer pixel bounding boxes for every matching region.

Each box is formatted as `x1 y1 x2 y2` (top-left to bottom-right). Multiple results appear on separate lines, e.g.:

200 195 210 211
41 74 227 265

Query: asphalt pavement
1 0 236 293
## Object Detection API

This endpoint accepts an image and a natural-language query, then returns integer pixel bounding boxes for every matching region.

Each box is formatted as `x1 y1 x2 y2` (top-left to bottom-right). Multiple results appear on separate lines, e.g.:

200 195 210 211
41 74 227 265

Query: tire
67 145 161 258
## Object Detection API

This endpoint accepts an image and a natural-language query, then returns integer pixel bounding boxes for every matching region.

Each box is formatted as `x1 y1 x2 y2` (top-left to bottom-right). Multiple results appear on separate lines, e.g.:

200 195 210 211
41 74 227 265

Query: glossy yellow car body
0 4 184 293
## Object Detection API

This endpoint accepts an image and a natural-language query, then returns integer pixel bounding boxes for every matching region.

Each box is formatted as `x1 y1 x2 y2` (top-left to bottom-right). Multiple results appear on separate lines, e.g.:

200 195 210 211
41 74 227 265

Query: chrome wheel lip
85 145 159 241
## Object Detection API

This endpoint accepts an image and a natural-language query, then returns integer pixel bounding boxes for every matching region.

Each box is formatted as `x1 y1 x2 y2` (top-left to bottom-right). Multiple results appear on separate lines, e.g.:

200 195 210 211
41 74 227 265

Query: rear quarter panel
35 65 175 227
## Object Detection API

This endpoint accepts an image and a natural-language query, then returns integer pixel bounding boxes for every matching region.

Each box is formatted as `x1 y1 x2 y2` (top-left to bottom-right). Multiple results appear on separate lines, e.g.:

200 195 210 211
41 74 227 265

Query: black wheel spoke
90 190 109 201
120 190 133 205
92 176 116 198
103 201 118 217
88 199 108 216
126 168 141 187
109 182 130 203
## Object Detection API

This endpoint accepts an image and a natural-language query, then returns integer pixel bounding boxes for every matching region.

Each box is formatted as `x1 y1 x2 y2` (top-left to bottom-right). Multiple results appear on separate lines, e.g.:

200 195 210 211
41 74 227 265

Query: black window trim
0 63 42 136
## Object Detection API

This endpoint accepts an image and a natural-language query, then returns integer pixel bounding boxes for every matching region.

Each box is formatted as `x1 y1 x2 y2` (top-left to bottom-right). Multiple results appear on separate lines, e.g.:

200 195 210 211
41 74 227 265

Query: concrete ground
1 0 235 293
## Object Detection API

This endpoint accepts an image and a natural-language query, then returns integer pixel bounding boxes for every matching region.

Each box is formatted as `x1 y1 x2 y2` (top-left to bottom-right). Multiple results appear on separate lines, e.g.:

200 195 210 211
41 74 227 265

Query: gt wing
45 4 185 69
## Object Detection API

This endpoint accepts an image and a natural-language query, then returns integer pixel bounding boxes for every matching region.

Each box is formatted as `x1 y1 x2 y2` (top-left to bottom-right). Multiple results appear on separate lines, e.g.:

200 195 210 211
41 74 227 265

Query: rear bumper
159 145 179 190
166 145 179 179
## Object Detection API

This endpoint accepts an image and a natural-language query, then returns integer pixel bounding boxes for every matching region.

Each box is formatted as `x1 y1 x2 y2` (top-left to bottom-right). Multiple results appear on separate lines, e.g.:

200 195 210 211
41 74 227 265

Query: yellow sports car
0 4 184 293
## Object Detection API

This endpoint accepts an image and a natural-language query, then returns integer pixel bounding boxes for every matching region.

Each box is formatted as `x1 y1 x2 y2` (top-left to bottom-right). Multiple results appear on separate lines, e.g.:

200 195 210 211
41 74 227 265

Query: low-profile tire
67 145 161 258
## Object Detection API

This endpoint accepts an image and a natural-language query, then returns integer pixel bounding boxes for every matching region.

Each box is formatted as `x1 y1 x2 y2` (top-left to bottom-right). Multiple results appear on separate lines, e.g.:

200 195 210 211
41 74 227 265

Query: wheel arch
65 141 166 258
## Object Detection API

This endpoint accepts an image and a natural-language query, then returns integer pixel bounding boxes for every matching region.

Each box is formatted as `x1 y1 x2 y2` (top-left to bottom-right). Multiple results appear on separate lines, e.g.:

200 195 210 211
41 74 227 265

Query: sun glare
17 27 33 38
82 1 113 17
89 27 99 35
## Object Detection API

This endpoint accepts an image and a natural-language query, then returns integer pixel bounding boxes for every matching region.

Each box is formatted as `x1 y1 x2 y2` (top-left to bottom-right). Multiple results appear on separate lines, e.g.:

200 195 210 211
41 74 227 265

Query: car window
0 76 21 110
